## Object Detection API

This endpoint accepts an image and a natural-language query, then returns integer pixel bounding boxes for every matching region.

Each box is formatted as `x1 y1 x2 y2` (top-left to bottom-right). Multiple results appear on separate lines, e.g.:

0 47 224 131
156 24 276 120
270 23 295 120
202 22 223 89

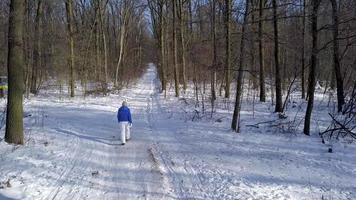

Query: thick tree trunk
5 0 25 144
173 0 180 97
66 0 75 97
30 0 43 95
258 0 266 102
272 0 283 113
304 0 320 135
224 0 231 98
330 0 345 112
231 0 249 132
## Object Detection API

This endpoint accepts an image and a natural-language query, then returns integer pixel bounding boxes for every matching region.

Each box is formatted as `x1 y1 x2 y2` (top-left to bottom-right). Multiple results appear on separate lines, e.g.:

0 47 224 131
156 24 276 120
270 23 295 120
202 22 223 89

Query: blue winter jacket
117 106 132 124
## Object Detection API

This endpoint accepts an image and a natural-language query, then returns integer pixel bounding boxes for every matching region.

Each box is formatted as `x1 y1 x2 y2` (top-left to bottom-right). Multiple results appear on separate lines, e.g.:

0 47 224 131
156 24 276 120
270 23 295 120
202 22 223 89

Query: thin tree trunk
224 0 231 98
173 0 180 97
24 0 31 98
5 0 25 144
301 0 306 99
250 0 257 89
272 0 283 113
259 0 266 102
330 0 345 112
93 1 100 82
160 1 167 93
231 0 249 132
115 24 125 87
30 0 43 95
178 0 187 91
211 0 217 103
99 0 109 91
66 0 75 97
115 3 128 87
304 0 320 135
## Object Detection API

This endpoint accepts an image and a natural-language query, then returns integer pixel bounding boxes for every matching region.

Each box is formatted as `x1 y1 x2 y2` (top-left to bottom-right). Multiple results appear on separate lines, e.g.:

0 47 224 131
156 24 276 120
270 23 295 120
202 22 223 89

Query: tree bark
211 0 217 103
99 0 109 92
159 1 167 93
224 0 231 98
304 0 320 135
178 0 187 91
272 0 283 112
301 0 306 99
30 0 43 95
231 0 249 132
5 0 25 144
173 0 180 97
65 0 75 97
330 0 345 112
258 0 266 102
115 2 128 87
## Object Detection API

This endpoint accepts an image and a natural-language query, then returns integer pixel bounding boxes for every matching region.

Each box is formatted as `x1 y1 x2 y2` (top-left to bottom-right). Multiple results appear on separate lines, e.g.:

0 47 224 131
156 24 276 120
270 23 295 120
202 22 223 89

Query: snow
0 64 355 200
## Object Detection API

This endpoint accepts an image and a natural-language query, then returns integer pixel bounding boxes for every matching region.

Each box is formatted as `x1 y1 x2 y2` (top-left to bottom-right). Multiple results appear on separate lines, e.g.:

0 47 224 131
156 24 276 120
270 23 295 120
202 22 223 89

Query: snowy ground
0 64 355 200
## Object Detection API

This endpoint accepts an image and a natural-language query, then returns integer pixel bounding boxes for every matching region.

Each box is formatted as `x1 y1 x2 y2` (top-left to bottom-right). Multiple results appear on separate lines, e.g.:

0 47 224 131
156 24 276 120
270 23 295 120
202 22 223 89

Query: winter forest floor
0 64 355 200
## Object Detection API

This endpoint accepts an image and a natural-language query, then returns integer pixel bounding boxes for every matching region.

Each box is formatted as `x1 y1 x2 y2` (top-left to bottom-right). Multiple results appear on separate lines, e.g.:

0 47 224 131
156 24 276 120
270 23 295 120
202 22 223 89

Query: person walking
117 101 132 145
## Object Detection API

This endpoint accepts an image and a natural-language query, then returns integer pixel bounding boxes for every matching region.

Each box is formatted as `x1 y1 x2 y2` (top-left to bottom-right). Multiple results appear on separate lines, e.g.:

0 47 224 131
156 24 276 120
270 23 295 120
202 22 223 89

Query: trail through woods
0 65 355 200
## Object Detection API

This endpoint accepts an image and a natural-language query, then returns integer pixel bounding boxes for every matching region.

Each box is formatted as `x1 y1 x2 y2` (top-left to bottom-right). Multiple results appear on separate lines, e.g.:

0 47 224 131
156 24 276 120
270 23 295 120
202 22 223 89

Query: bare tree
258 0 266 102
301 0 306 99
210 0 217 107
224 0 231 98
65 0 75 97
272 0 283 113
178 0 187 91
304 0 321 135
5 0 25 144
330 0 345 112
173 0 180 97
232 0 249 132
30 0 43 95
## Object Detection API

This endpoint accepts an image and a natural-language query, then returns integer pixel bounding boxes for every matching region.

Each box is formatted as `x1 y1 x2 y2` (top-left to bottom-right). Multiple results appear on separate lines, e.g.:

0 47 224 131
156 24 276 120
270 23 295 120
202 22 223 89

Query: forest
0 0 355 199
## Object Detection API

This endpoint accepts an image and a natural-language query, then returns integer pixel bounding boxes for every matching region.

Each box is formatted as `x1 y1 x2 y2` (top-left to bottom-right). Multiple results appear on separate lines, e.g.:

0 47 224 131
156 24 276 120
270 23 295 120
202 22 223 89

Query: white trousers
120 122 130 144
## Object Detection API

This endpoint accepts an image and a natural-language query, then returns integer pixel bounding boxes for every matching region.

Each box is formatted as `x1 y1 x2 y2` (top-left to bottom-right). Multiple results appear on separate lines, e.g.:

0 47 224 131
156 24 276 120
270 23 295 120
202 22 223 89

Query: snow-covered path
0 65 172 199
1 64 355 200
38 66 173 199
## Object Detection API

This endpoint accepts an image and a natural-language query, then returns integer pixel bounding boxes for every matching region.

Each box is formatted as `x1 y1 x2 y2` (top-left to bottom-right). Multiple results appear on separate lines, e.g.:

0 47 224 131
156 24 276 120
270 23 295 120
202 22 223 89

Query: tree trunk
211 0 217 103
272 0 283 113
173 0 180 97
231 0 249 132
5 0 25 144
250 0 257 90
301 0 306 99
65 0 75 97
304 0 320 135
115 3 128 88
99 0 109 92
159 1 167 93
178 0 187 91
224 0 231 98
258 0 266 102
30 0 43 95
330 0 345 112
24 0 31 98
